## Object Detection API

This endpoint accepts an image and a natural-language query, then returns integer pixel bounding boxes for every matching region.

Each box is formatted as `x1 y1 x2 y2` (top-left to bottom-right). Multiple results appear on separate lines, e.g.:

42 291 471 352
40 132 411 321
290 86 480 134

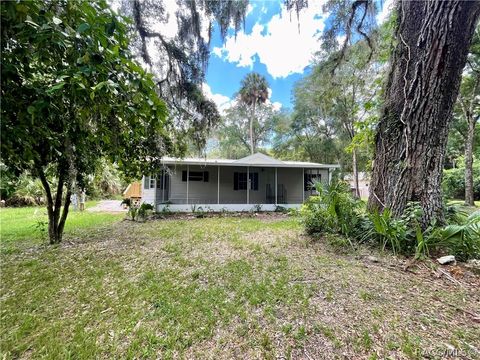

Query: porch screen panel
220 166 247 204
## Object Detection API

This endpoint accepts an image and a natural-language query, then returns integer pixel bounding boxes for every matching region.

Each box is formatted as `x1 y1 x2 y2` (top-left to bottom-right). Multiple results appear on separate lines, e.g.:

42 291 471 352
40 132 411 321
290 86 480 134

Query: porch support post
247 166 250 205
302 168 305 203
275 167 278 205
162 167 165 203
217 166 220 204
153 173 157 210
186 165 189 204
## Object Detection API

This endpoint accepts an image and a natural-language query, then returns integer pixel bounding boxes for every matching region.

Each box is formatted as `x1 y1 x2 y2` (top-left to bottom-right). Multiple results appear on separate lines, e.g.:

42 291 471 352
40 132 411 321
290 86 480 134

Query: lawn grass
0 202 123 247
447 199 480 214
1 215 479 359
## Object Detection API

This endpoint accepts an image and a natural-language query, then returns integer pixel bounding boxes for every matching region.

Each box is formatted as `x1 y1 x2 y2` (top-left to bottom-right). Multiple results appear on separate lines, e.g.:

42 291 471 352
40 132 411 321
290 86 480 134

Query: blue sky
203 0 392 112
203 1 326 111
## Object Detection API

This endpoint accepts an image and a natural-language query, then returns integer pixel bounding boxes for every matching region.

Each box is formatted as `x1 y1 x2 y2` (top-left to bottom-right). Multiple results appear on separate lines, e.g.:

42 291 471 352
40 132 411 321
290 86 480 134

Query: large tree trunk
368 1 480 226
464 115 476 206
37 166 72 244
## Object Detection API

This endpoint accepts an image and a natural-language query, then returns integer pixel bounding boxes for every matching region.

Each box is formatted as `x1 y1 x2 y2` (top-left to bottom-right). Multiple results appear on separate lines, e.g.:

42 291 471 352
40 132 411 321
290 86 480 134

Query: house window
304 173 321 191
182 171 209 182
234 172 258 190
149 177 156 189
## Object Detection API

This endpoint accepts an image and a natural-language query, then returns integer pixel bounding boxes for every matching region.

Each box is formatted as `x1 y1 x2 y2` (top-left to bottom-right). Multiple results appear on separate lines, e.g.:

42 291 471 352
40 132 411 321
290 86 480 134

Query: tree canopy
119 0 249 150
1 0 177 242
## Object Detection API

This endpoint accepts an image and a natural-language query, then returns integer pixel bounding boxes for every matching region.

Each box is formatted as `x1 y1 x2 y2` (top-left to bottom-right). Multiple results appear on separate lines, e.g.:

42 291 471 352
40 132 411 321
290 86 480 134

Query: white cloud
202 83 282 113
212 2 328 78
202 83 235 114
376 0 395 24
270 101 282 111
266 88 281 110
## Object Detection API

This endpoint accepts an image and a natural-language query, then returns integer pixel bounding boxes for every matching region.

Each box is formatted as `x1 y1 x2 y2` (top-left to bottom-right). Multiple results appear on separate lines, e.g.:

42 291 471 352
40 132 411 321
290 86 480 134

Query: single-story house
142 153 340 212
344 172 370 199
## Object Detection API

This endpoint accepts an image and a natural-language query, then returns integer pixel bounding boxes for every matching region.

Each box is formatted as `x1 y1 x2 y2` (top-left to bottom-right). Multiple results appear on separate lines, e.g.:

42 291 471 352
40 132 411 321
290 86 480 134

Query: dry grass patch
1 216 479 359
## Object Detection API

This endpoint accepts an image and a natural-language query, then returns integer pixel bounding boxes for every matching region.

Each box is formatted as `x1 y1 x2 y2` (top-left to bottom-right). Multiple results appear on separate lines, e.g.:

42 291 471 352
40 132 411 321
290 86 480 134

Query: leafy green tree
273 75 343 164
286 42 378 195
213 102 282 159
451 28 480 205
292 0 480 225
365 2 480 225
1 1 178 243
238 72 270 154
85 159 126 199
120 0 249 149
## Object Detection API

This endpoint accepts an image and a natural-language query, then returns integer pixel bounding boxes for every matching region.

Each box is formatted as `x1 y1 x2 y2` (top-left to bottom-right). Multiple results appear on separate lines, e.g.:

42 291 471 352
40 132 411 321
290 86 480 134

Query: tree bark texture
368 0 480 226
464 114 476 206
38 166 72 244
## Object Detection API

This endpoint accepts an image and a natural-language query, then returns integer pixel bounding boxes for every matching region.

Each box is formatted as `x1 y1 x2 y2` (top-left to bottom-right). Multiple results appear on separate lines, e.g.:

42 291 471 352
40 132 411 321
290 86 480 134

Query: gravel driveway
87 200 126 212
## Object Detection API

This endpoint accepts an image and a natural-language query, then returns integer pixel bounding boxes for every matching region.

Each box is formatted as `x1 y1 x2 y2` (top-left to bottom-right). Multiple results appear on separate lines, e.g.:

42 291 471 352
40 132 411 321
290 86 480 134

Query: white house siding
141 175 156 206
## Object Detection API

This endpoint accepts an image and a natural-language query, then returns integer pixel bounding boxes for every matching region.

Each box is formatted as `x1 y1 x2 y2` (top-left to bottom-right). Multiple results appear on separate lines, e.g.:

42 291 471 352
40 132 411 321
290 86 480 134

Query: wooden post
153 173 157 210
161 169 164 203
217 165 220 204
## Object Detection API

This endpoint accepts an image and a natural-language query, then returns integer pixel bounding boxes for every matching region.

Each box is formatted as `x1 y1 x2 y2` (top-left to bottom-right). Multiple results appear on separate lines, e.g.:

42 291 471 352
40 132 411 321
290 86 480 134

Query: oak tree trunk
464 115 476 206
368 0 480 226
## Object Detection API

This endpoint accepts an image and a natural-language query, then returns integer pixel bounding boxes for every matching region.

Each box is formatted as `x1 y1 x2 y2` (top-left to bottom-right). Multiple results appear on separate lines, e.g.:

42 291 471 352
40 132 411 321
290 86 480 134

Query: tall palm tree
238 73 269 154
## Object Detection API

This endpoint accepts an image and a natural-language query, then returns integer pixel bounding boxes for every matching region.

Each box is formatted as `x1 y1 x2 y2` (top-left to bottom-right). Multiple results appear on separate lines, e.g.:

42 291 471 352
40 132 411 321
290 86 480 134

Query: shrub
442 158 480 200
360 209 407 255
6 173 46 206
424 211 480 261
85 159 125 199
300 180 362 236
138 203 154 220
300 179 480 260
129 202 154 221
121 198 131 208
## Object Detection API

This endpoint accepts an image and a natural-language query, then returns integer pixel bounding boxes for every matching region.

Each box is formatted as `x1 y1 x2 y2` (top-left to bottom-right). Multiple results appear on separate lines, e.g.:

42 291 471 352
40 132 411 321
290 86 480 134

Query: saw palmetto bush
6 173 50 206
300 182 480 260
300 180 362 237
427 211 480 261
359 209 407 255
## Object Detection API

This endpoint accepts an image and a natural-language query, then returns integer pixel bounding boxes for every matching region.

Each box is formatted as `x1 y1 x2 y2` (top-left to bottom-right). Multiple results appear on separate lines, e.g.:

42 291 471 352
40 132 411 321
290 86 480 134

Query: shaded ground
1 216 479 359
86 200 126 213
0 203 123 246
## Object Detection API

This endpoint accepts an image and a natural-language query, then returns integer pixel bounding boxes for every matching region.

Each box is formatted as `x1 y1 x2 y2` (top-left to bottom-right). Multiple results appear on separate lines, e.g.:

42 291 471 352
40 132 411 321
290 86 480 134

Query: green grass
0 202 123 246
1 215 478 359
447 199 480 214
